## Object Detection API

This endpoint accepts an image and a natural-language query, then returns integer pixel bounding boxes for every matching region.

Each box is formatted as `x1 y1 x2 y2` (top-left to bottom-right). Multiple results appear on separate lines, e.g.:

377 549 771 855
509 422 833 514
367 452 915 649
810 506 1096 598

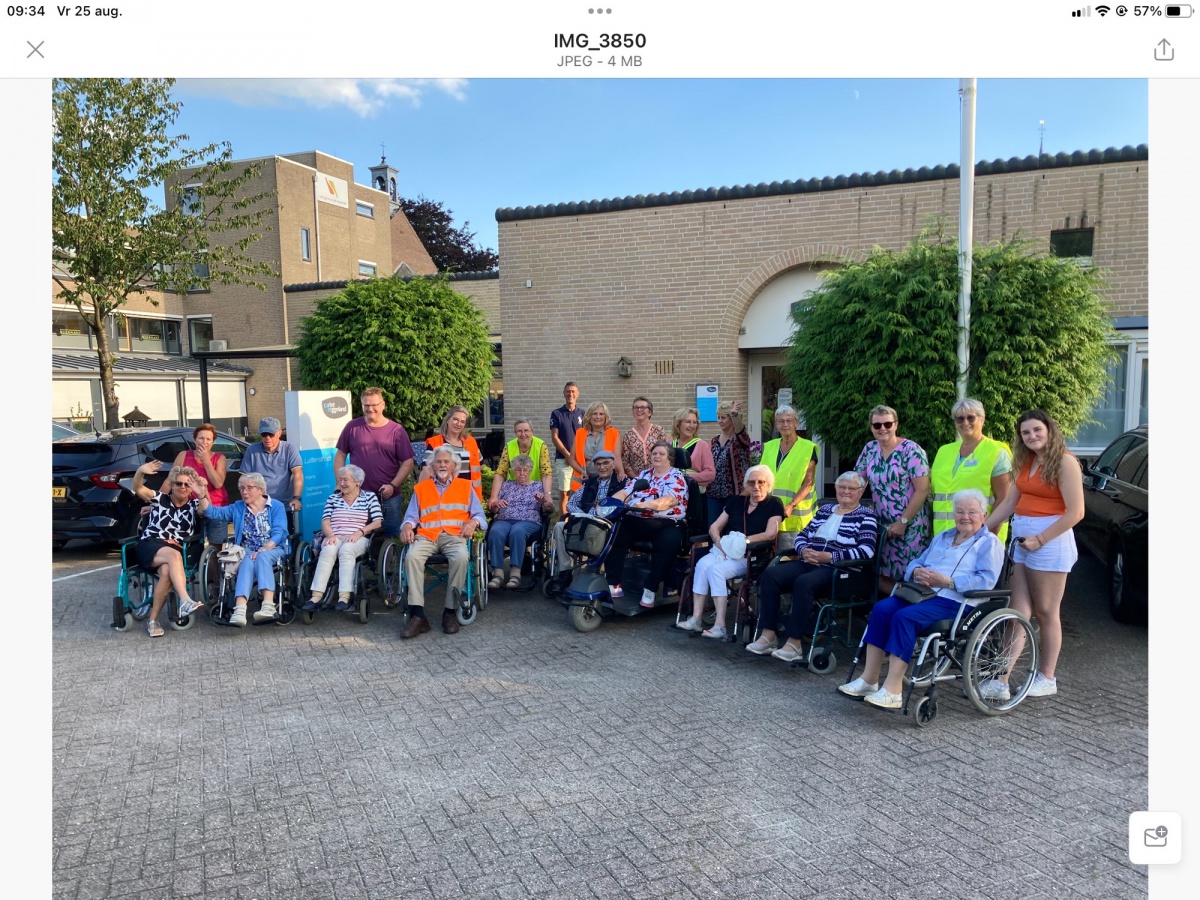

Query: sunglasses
955 415 978 424
871 421 895 430
747 479 768 485
260 432 277 438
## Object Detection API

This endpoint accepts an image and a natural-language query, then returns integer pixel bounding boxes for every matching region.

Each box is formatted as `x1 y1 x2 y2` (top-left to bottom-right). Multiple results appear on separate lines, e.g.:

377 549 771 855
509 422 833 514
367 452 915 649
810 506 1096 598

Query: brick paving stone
49 549 1146 898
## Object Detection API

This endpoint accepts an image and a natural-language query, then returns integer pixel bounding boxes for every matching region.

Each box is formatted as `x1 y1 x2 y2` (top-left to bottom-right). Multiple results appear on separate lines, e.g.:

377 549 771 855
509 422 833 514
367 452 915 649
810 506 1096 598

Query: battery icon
1167 4 1193 15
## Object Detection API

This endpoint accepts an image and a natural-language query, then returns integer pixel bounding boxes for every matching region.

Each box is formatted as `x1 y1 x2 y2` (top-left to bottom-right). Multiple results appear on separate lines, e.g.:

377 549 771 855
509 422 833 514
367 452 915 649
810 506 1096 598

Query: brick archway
723 244 868 337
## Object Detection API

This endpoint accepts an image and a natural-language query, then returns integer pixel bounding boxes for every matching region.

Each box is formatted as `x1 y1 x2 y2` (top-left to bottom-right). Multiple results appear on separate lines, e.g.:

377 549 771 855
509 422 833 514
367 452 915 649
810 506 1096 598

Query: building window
127 317 182 354
358 261 377 277
52 308 93 350
189 317 213 353
300 227 311 261
1050 227 1094 261
355 200 375 218
181 184 203 217
1073 340 1148 451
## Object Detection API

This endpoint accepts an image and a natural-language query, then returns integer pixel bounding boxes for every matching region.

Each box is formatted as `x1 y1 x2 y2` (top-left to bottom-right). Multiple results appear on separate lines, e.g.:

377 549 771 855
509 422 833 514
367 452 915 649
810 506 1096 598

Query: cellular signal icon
1096 4 1111 14
1071 7 1090 16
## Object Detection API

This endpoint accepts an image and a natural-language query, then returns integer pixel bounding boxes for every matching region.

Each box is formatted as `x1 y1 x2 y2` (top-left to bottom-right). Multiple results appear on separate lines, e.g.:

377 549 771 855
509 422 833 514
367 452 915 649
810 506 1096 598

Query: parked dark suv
52 427 247 547
1076 425 1147 624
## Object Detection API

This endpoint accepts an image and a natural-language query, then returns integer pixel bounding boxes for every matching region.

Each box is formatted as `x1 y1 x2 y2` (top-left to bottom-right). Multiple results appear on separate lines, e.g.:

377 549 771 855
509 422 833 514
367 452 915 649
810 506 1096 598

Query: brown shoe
442 610 460 635
401 614 431 639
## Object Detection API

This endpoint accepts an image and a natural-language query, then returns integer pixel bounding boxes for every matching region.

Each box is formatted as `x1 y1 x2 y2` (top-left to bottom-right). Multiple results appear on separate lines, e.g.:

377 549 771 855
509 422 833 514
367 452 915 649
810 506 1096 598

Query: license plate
52 486 67 499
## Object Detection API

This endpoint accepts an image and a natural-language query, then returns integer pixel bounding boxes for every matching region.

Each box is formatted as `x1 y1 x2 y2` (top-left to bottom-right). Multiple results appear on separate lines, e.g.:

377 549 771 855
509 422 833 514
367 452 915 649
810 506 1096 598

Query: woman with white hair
748 472 879 661
302 464 382 612
677 464 784 640
839 488 1005 710
761 405 819 534
202 471 290 626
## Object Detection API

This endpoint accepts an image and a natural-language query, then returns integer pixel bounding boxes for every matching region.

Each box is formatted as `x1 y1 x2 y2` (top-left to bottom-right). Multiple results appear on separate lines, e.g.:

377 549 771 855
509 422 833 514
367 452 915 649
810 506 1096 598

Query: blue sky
172 78 1148 254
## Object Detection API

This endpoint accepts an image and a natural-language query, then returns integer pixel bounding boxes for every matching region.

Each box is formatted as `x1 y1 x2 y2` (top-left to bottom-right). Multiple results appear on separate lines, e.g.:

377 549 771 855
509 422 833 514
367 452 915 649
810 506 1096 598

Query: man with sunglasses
242 417 304 529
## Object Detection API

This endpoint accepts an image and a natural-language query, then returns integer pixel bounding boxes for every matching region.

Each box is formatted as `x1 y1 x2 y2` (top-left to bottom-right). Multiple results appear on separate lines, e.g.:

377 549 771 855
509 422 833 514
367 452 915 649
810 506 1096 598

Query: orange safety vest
425 433 483 501
415 478 473 541
571 427 620 491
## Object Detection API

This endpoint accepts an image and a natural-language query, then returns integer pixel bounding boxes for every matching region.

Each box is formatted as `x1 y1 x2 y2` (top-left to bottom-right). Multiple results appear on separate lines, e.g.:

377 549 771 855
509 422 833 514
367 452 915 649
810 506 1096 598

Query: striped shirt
793 503 879 564
322 490 382 537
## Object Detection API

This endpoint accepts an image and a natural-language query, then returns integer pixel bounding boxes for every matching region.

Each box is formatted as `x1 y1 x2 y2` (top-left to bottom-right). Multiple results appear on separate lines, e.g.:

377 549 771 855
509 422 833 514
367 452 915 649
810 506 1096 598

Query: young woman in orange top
570 401 625 490
984 409 1084 699
419 405 483 501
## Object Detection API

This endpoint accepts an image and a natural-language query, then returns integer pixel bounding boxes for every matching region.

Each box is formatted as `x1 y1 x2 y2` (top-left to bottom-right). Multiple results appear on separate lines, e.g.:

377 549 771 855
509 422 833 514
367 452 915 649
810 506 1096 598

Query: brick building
496 146 1148 484
53 150 437 434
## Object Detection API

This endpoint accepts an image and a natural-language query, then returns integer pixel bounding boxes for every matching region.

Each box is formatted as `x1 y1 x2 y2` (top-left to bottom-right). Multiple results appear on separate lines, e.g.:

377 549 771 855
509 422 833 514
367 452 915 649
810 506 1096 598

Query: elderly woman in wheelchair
129 460 209 637
202 472 290 626
839 488 1005 710
676 464 784 640
303 464 383 613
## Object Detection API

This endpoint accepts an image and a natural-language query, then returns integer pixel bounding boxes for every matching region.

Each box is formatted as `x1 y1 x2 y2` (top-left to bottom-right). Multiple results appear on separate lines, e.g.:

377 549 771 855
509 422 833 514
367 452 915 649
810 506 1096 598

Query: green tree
294 276 495 436
398 195 498 272
53 78 275 428
785 234 1115 459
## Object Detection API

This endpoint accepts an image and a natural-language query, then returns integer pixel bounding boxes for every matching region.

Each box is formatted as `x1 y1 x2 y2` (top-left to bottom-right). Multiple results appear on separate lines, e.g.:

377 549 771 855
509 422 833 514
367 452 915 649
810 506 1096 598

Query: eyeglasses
871 421 895 430
836 483 864 490
260 432 277 439
595 459 613 464
955 415 978 424
747 479 768 485
632 405 650 411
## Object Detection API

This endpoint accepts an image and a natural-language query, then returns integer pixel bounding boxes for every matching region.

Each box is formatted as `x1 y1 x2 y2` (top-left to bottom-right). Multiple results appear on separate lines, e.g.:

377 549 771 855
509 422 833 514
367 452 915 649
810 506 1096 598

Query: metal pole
957 78 977 401
199 357 211 422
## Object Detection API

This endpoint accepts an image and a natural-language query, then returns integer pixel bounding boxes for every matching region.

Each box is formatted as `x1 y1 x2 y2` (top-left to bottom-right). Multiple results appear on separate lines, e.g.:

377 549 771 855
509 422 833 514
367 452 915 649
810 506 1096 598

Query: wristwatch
948 576 957 591
899 516 910 526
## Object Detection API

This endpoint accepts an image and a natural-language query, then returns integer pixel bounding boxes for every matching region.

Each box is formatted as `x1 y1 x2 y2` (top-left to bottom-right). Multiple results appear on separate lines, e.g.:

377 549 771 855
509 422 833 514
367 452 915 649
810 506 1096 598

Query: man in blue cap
241 417 304 528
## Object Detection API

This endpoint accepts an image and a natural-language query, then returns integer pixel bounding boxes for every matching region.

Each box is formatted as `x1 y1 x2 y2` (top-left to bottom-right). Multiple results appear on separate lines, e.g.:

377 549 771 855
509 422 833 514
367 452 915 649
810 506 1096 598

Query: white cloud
177 78 469 117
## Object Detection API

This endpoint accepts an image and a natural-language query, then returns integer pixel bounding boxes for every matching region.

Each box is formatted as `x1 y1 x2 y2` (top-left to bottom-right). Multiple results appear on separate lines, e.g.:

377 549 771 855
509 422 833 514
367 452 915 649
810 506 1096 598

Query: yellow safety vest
763 437 817 532
929 437 1010 543
506 437 545 481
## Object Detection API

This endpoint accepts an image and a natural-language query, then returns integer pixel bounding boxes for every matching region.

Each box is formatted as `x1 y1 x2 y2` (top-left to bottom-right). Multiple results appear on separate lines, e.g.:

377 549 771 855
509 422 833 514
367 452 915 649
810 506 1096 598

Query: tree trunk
94 324 120 429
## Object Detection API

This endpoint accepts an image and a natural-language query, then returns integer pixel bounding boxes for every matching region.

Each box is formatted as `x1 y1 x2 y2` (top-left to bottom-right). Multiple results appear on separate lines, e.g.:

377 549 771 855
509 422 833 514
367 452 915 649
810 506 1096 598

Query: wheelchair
198 507 304 609
392 534 488 626
206 546 298 627
294 533 377 625
847 539 1038 727
488 510 552 593
675 534 779 643
110 529 205 633
753 523 885 673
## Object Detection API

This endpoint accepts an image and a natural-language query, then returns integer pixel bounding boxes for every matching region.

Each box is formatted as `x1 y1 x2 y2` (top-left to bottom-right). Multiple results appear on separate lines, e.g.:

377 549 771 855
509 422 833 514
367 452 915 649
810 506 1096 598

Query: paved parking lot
50 543 1147 899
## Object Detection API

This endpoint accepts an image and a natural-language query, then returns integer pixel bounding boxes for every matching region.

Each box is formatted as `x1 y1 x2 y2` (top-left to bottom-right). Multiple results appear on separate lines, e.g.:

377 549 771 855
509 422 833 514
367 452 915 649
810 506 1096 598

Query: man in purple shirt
334 386 415 537
549 381 585 518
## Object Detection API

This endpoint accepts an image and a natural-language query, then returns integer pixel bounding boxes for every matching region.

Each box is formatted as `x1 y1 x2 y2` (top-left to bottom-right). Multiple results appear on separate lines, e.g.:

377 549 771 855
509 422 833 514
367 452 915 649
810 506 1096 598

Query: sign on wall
285 390 352 537
696 384 718 422
315 174 349 209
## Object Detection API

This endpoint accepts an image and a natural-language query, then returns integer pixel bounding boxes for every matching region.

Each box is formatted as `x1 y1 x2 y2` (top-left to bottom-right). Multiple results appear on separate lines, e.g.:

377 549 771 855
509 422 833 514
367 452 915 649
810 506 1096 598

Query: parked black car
52 427 247 547
1076 425 1147 624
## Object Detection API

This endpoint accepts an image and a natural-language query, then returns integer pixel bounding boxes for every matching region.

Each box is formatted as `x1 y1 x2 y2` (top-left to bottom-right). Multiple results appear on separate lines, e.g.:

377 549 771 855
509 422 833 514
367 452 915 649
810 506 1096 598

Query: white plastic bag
719 531 747 561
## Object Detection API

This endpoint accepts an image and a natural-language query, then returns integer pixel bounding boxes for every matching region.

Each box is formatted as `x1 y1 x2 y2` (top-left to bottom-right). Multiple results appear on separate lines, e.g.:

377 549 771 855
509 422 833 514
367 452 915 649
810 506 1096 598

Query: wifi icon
1096 4 1112 13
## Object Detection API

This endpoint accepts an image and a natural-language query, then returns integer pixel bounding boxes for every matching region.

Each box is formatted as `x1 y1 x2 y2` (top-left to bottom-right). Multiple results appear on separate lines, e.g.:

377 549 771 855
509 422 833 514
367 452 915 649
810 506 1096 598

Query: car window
1115 438 1147 486
1134 459 1148 491
212 436 243 468
52 445 115 469
1093 434 1136 477
141 437 191 464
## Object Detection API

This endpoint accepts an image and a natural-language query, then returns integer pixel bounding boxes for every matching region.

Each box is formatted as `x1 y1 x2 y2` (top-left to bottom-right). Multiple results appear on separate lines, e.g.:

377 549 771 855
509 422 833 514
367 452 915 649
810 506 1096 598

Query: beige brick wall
498 160 1149 447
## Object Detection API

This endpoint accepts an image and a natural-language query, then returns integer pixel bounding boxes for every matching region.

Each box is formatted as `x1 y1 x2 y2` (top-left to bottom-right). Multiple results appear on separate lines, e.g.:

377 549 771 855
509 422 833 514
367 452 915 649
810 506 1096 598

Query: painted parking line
53 564 120 583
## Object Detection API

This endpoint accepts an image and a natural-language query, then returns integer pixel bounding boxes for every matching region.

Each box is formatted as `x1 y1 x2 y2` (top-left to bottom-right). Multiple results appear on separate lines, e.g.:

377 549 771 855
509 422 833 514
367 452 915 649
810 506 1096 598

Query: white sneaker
676 616 703 632
863 687 903 709
253 602 276 622
639 589 656 608
701 625 727 640
838 677 879 698
977 679 1011 702
229 605 248 627
1026 672 1058 697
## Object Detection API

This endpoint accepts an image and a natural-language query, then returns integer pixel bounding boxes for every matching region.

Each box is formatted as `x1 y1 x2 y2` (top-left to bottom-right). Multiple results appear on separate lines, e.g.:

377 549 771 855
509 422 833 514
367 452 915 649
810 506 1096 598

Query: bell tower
368 146 400 217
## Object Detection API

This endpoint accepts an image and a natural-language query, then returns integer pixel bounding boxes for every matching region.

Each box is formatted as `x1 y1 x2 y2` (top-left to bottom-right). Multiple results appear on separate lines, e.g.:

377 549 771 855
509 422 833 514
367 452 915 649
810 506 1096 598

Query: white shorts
552 458 574 493
1012 514 1078 573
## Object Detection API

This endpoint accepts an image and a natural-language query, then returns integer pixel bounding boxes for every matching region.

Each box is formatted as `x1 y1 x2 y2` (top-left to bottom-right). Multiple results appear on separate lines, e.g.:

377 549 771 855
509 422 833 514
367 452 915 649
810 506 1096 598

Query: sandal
488 576 504 590
505 576 522 590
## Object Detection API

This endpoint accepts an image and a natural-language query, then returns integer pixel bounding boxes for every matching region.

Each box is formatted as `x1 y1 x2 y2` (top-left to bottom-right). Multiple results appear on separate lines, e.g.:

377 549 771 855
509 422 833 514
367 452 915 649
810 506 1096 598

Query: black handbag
893 582 938 604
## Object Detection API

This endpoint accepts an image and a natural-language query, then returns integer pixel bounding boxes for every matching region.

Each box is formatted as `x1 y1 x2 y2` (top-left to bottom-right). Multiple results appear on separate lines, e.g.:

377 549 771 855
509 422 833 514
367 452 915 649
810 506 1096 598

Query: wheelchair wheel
112 596 133 631
913 694 938 728
453 587 477 626
198 544 221 605
358 594 371 624
378 538 404 608
167 594 196 631
475 540 488 610
963 609 1038 715
127 572 152 620
809 649 837 675
569 600 603 633
909 640 952 688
